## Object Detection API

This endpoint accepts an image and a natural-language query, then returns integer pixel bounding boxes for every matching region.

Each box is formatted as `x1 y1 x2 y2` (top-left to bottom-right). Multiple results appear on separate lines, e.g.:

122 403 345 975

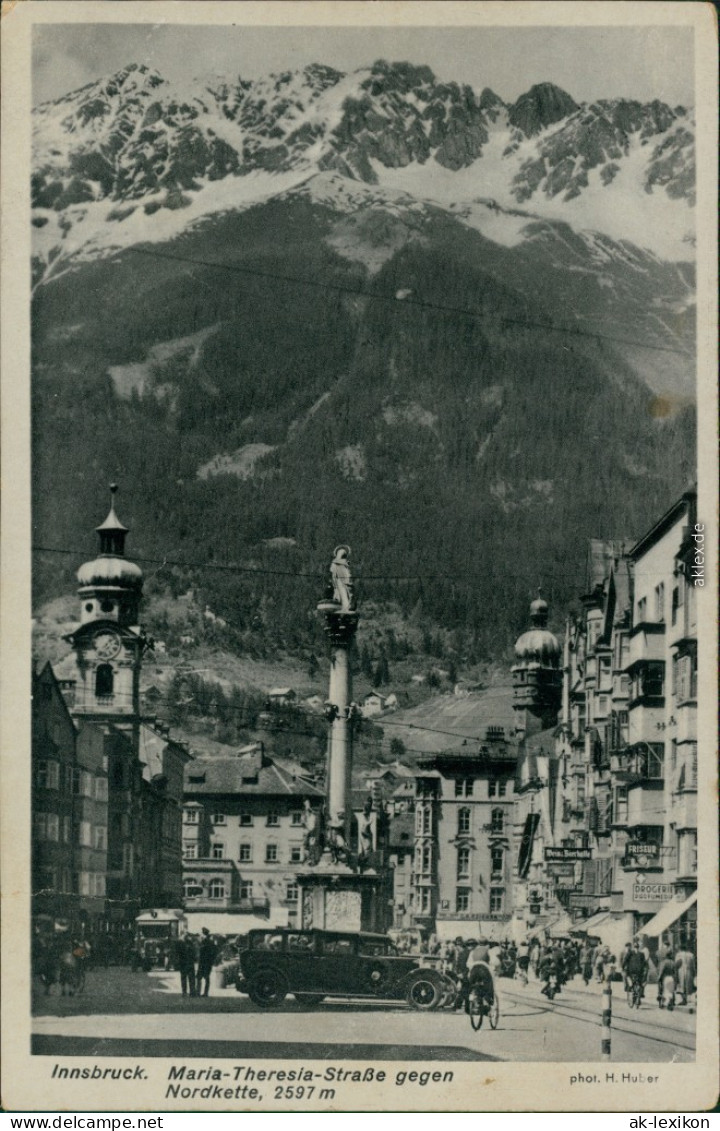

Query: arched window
95 664 114 698
491 807 504 834
458 807 471 835
209 879 226 900
183 878 199 899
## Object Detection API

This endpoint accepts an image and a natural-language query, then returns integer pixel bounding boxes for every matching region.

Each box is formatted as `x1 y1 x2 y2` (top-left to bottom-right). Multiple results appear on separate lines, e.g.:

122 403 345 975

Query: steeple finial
529 587 549 627
96 482 128 556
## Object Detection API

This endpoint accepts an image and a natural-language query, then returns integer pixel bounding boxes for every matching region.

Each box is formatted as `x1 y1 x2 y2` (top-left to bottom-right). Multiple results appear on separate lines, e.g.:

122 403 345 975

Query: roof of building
388 812 415 847
366 761 415 780
380 685 516 756
514 594 560 666
392 779 415 795
184 749 323 798
628 489 696 561
77 555 143 589
522 727 558 755
96 502 128 534
515 726 558 787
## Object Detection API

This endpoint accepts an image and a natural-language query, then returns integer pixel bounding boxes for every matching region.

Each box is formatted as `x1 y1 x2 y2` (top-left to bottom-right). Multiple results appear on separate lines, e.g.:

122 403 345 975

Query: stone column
325 618 358 841
318 546 359 847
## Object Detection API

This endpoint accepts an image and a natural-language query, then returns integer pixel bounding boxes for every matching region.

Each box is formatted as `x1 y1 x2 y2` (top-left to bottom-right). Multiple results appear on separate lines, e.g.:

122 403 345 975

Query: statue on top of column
331 545 355 612
318 544 358 617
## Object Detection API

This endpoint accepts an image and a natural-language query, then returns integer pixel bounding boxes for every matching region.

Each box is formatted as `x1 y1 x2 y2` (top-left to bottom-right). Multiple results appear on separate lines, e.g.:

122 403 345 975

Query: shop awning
545 912 574 937
185 910 288 936
638 891 697 939
435 920 510 942
578 910 612 935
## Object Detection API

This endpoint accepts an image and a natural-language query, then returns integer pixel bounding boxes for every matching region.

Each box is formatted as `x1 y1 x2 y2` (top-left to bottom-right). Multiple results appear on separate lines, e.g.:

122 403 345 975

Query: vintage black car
236 928 452 1010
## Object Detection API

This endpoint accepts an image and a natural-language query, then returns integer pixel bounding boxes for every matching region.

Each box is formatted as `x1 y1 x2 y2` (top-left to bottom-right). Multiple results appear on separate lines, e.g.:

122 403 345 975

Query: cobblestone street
32 967 695 1063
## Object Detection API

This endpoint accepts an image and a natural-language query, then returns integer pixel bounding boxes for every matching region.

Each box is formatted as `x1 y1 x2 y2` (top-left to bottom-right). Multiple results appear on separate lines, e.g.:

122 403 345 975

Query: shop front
637 890 697 955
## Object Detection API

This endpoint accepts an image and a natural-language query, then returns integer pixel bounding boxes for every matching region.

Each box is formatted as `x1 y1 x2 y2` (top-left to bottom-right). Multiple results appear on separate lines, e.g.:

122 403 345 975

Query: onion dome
77 556 143 589
514 589 561 666
77 484 143 591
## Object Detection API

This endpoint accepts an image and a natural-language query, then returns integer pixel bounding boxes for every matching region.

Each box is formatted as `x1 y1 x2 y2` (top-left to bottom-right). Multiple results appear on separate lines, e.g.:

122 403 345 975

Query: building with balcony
533 495 699 956
625 489 698 951
181 745 324 933
42 488 190 935
411 714 518 941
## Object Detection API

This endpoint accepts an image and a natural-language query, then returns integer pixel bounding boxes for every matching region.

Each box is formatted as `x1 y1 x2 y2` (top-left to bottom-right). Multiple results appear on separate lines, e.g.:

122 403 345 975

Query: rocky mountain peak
31 60 695 275
362 59 437 95
478 86 506 110
508 82 579 136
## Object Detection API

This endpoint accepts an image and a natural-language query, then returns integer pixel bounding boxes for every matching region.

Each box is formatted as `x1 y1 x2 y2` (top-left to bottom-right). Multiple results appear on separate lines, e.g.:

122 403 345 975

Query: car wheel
247 968 288 1007
405 972 443 1011
294 993 325 1007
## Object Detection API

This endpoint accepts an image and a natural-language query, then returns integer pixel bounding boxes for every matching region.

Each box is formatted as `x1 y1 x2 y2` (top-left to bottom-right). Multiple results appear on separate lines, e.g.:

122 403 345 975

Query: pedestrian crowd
394 930 696 1012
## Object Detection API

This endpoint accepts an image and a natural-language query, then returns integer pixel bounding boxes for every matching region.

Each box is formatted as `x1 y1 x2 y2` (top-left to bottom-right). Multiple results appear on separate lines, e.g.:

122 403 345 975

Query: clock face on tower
93 628 122 660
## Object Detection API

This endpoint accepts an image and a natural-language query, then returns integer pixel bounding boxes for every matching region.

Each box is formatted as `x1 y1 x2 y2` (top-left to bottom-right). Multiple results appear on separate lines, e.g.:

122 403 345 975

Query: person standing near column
197 929 217 997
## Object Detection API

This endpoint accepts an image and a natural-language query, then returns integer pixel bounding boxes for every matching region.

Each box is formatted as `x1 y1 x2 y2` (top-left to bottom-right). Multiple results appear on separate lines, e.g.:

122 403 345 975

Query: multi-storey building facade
624 491 698 950
518 494 699 955
31 664 110 935
74 722 109 928
182 745 324 931
46 488 189 930
412 727 517 940
32 664 79 927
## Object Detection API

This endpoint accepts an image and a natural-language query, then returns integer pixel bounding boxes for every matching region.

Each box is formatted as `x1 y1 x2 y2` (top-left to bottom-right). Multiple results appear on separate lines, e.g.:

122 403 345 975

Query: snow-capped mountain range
32 61 697 655
33 59 695 284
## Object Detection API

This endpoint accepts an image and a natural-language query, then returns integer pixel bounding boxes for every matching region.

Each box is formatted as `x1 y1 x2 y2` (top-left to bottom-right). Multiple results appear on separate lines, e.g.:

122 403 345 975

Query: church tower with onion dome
65 485 147 721
512 591 562 738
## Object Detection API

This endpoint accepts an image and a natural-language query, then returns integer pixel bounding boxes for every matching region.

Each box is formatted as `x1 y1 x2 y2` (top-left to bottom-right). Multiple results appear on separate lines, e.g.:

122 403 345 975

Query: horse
56 947 86 996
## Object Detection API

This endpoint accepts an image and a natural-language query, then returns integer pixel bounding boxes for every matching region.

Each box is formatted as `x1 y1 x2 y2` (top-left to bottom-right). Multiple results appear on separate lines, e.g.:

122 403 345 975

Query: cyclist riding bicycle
625 941 648 1001
465 941 495 1013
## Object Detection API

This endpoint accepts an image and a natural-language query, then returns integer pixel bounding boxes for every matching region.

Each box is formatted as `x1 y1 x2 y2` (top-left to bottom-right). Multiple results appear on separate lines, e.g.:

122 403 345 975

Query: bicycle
467 984 500 1031
627 975 644 1009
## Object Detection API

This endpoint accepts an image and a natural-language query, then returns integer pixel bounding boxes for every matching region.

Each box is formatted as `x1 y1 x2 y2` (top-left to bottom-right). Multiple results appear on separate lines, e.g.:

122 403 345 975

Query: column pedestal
296 865 390 933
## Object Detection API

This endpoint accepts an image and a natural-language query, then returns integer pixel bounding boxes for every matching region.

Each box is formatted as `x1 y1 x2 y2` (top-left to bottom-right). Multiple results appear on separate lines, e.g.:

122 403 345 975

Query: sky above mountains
33 22 694 109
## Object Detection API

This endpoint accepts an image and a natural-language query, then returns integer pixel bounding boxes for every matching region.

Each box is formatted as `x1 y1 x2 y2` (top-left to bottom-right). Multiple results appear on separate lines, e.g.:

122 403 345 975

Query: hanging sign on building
546 862 576 878
436 911 511 922
544 846 592 862
627 843 660 857
633 883 674 902
568 893 602 909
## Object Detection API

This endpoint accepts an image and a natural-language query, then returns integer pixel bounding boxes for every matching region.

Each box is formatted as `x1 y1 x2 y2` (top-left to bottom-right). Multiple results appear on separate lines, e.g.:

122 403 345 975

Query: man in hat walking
197 929 218 997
